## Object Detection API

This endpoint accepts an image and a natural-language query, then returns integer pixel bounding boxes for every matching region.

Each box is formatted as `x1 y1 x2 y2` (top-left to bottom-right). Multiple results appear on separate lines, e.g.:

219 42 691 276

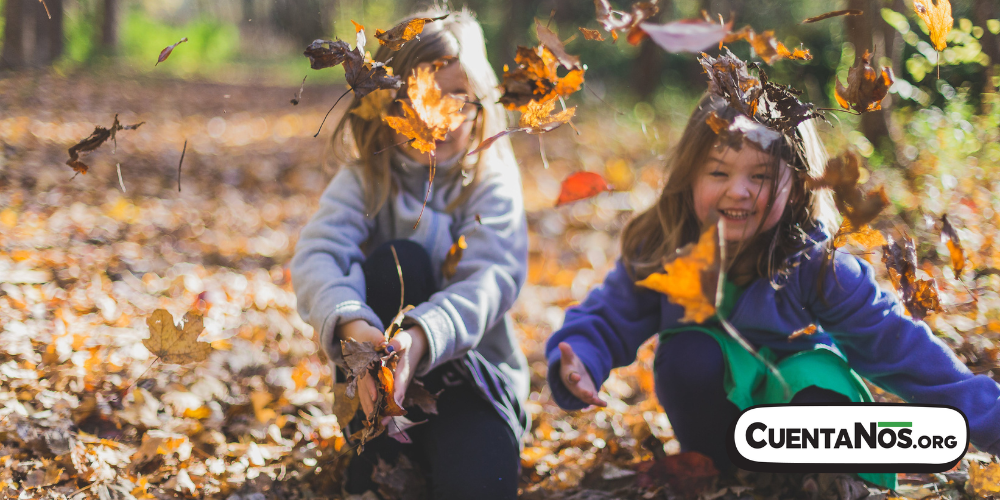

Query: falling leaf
723 26 812 64
640 18 733 53
556 171 612 206
535 21 582 69
968 461 1000 496
499 45 585 111
441 235 467 279
835 50 894 114
384 66 467 154
882 236 943 320
636 220 722 323
350 88 396 121
788 324 818 340
807 151 889 229
579 27 605 41
941 214 966 278
304 39 353 70
699 51 762 119
156 37 188 66
801 9 863 24
594 0 660 45
832 219 887 249
520 98 577 130
66 114 145 175
351 19 366 55
375 15 449 51
303 37 401 100
144 309 212 364
402 380 440 414
341 338 381 399
913 0 953 51
23 467 62 489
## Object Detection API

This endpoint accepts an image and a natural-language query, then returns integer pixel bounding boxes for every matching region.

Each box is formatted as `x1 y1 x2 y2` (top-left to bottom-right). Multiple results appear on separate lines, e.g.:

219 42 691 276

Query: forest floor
0 73 998 500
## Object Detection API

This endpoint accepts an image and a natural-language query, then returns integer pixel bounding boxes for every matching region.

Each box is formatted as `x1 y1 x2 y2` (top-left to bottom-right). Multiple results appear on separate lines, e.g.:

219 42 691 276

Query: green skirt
656 282 898 490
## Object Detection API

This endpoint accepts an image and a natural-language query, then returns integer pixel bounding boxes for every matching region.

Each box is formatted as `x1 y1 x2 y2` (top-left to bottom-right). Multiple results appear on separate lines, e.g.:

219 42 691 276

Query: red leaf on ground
556 172 612 206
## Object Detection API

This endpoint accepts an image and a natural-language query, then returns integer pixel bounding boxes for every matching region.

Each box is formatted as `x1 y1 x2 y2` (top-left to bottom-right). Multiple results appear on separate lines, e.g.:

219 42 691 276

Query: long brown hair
620 93 837 286
324 7 512 216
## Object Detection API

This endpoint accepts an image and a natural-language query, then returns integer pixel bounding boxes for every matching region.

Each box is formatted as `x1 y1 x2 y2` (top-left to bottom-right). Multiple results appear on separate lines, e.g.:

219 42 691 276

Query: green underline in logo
877 422 912 427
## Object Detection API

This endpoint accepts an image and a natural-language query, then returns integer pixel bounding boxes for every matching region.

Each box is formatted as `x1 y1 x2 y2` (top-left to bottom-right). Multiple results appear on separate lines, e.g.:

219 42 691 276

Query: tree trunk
973 0 1000 73
844 0 894 154
100 0 120 53
30 0 63 66
1 0 25 70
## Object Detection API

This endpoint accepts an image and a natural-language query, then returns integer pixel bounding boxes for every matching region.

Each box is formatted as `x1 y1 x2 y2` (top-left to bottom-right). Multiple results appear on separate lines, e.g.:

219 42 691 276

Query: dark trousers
654 330 850 474
344 239 520 500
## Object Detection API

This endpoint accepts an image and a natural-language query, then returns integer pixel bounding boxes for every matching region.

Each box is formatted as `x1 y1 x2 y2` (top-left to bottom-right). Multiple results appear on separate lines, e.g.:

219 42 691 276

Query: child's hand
336 319 387 418
381 325 428 426
558 342 607 407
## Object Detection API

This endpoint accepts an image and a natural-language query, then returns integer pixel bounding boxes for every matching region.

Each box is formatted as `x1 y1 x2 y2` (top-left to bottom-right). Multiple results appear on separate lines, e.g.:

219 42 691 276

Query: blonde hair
620 93 838 285
325 7 512 216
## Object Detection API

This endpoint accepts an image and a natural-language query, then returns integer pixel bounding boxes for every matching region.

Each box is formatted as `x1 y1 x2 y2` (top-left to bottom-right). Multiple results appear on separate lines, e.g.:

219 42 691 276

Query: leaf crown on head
698 49 823 170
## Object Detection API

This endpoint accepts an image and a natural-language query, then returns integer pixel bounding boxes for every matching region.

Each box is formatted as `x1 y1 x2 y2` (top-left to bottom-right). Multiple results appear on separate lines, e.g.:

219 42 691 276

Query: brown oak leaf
66 114 145 175
835 50 894 114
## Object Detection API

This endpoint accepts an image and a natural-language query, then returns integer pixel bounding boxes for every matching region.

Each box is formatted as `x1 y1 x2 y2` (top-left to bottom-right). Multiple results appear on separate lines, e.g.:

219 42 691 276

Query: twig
538 135 550 169
117 357 161 398
177 140 187 192
314 88 354 137
68 482 96 499
116 163 126 193
38 0 51 19
390 244 404 315
291 76 307 105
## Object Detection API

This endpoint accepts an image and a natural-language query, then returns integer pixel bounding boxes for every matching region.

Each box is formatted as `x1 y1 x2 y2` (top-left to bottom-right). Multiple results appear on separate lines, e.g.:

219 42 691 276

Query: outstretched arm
546 259 662 410
807 251 1000 455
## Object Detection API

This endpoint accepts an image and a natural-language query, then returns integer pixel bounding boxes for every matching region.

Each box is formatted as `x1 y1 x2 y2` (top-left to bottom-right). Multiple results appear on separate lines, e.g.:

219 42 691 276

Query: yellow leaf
182 406 212 419
832 219 886 250
968 461 1000 496
384 66 467 154
913 0 953 51
0 208 17 228
636 222 719 323
144 309 212 364
518 98 576 131
441 235 467 280
350 89 395 121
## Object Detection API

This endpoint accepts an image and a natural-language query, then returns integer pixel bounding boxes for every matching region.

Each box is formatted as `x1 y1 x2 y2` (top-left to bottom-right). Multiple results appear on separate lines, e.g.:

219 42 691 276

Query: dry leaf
441 235 467 280
636 452 719 497
968 461 1000 496
341 338 381 399
144 309 212 364
66 114 145 175
469 98 576 156
882 236 943 320
636 220 721 323
913 0 953 51
499 45 585 111
832 219 887 250
835 50 894 114
375 15 449 51
535 21 582 69
23 467 62 489
556 171 612 206
384 66 467 154
333 382 361 428
304 38 401 99
402 380 440 415
807 151 889 228
640 18 733 53
594 0 660 45
801 9 862 24
378 366 407 417
579 27 605 41
941 214 966 279
723 26 812 64
156 37 188 66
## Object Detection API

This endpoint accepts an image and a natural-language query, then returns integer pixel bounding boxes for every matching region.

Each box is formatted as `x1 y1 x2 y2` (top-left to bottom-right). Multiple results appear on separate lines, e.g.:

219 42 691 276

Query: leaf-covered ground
1 73 999 499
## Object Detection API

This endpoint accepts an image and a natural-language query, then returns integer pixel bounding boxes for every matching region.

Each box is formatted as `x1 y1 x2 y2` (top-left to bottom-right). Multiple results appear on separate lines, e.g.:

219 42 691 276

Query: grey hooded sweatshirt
290 148 530 437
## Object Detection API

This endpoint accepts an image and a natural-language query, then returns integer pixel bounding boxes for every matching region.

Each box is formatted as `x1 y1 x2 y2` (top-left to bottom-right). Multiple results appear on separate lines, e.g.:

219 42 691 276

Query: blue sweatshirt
546 227 1000 456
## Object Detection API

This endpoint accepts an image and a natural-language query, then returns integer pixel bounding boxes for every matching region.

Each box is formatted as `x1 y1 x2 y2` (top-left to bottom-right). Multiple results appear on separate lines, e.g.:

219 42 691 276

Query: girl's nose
724 177 753 200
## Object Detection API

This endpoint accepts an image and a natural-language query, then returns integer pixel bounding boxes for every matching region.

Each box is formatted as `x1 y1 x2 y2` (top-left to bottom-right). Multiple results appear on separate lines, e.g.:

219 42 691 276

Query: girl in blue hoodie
546 61 1000 489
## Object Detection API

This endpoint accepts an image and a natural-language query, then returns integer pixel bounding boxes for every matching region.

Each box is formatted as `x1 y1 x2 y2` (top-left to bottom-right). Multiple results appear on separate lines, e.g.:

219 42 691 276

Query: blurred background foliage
0 0 999 177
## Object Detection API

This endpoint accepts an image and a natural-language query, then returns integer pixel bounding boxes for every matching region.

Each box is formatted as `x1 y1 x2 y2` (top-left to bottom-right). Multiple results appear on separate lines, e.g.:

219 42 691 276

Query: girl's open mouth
720 208 756 221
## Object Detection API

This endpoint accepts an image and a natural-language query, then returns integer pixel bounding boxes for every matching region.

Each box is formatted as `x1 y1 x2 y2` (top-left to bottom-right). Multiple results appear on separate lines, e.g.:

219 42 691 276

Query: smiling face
393 61 478 164
692 141 794 243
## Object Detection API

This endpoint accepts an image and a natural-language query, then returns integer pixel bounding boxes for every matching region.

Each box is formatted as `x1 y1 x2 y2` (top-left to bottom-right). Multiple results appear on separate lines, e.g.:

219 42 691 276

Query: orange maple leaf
636 221 722 323
384 66 467 154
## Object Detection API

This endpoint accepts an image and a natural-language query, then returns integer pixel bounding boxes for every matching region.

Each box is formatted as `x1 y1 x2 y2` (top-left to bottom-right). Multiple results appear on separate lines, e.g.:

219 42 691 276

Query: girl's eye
709 171 728 178
753 173 773 181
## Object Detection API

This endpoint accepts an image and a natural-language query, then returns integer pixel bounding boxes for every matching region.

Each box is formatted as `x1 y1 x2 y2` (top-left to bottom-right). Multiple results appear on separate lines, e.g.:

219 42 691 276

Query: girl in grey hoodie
291 9 527 499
